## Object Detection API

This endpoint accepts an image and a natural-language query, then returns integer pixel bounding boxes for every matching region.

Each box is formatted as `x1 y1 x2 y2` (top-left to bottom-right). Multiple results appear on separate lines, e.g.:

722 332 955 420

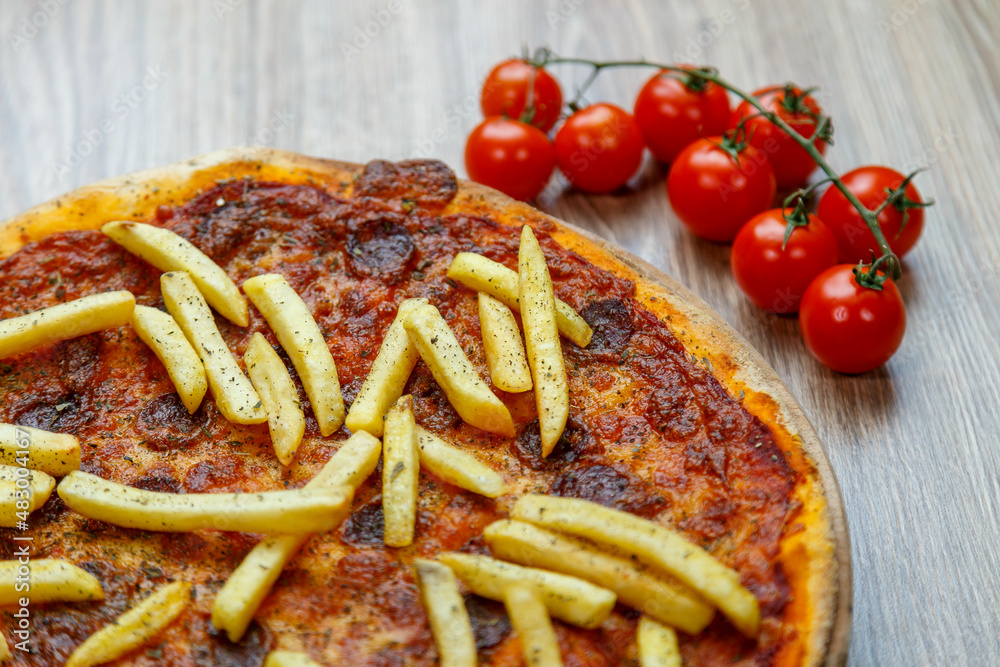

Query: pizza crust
0 147 850 666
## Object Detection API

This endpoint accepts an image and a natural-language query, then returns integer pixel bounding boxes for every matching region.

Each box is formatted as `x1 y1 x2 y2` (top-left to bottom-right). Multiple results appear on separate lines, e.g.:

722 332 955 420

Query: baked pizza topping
0 158 802 665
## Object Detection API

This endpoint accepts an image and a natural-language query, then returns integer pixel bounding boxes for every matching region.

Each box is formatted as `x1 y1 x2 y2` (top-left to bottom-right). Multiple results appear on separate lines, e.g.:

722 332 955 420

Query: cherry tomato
481 59 563 133
634 68 731 164
731 86 828 189
465 117 555 201
816 166 925 264
731 208 839 313
666 137 777 242
554 103 645 194
799 265 906 374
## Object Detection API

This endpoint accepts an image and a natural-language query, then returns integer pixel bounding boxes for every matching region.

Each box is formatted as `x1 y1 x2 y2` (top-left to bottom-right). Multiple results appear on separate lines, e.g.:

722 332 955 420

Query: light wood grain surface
1 1 997 664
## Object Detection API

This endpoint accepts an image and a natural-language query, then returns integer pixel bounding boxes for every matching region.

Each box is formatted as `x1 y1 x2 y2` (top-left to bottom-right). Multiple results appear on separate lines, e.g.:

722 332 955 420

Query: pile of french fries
0 217 760 666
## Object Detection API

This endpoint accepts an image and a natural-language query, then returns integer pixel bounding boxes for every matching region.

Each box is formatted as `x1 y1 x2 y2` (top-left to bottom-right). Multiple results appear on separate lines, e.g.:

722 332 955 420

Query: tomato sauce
0 160 795 665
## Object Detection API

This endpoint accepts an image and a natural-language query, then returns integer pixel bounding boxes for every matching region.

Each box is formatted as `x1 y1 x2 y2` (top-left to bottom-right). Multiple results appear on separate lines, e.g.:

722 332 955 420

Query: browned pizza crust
0 147 850 666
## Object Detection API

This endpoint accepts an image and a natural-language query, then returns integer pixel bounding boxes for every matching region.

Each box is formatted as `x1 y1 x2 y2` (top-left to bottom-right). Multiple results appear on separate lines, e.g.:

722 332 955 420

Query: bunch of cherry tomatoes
465 57 930 374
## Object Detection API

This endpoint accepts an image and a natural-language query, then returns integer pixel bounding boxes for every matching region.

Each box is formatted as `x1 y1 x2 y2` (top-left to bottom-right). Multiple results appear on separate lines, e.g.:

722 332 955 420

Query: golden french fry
511 494 761 637
161 271 265 425
414 559 477 667
404 303 514 437
65 580 190 667
0 630 10 663
345 298 429 437
264 651 323 667
503 582 563 667
242 274 344 436
518 226 568 457
212 431 381 642
132 305 207 413
57 470 352 534
382 395 419 547
0 464 55 528
0 290 134 360
478 293 532 393
484 520 713 634
0 423 80 477
437 552 615 629
245 333 306 466
446 252 592 347
637 616 681 667
102 220 248 326
0 559 103 605
417 426 505 498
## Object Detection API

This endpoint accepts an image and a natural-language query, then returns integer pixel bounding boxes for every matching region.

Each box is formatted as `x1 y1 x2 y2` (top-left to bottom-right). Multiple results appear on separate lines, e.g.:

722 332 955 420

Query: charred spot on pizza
464 595 512 649
196 614 274 666
408 365 463 430
512 418 603 470
132 463 181 493
13 392 85 432
548 463 665 518
579 297 635 359
182 455 246 493
135 393 214 451
341 498 386 547
646 381 703 441
55 335 103 392
345 215 417 284
354 159 458 211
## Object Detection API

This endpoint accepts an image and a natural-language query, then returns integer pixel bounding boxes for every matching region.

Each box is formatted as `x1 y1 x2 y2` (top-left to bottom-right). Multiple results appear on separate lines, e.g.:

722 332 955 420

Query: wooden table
1 1 996 664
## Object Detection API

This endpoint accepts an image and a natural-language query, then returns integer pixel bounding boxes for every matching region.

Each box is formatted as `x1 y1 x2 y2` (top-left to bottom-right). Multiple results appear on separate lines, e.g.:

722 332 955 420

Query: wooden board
0 1 998 664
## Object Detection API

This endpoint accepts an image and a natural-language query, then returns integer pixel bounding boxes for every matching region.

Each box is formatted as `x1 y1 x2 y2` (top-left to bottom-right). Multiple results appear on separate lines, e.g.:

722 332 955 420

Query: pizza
0 149 849 666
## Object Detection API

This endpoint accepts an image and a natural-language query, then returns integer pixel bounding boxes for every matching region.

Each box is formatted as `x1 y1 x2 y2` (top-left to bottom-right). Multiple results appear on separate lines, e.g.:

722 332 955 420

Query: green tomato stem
535 52 905 281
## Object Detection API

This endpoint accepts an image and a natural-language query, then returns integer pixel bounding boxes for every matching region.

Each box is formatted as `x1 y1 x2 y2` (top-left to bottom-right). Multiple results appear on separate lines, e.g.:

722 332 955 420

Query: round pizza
0 149 849 666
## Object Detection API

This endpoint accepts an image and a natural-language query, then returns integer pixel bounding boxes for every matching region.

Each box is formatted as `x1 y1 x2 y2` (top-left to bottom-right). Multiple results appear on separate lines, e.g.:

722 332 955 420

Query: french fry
132 305 208 413
264 651 323 667
446 252 592 347
483 520 713 634
382 395 419 547
503 583 563 667
212 431 381 641
478 293 532 393
518 226 569 457
57 470 352 534
437 552 615 629
65 580 189 667
242 274 345 436
0 290 134 360
245 333 306 466
102 220 248 326
0 559 103 605
511 494 761 637
0 630 9 663
637 616 682 667
417 426 505 498
0 423 80 476
403 303 515 437
0 464 55 528
413 559 477 667
345 298 429 437
161 271 266 425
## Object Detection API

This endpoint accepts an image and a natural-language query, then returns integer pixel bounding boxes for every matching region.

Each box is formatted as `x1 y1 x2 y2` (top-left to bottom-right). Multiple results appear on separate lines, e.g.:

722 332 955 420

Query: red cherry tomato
799 265 906 374
554 103 645 194
816 166 925 264
634 68 731 164
465 117 555 201
481 59 563 133
731 208 839 313
731 86 828 189
666 137 777 242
